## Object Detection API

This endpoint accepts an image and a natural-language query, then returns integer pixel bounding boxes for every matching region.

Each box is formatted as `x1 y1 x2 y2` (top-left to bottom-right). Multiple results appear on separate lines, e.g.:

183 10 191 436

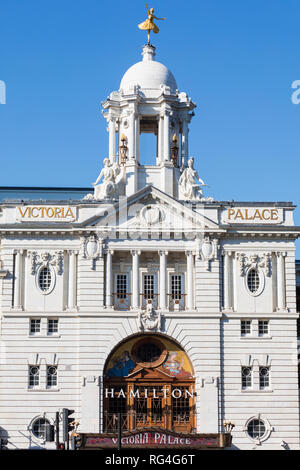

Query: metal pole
71 435 76 451
55 412 60 450
117 412 122 451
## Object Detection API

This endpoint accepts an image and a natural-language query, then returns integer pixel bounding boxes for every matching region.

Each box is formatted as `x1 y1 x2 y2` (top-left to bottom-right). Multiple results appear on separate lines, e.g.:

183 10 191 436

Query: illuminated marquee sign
222 207 283 224
16 206 76 222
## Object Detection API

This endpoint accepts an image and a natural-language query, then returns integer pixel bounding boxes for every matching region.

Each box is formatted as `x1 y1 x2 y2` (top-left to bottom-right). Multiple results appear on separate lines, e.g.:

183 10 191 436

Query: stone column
159 250 168 309
186 251 194 310
108 117 116 163
135 115 140 164
223 251 232 311
181 118 189 167
131 250 141 309
13 249 23 309
129 112 136 160
105 249 114 308
277 251 287 311
158 114 164 164
68 250 76 310
163 111 170 162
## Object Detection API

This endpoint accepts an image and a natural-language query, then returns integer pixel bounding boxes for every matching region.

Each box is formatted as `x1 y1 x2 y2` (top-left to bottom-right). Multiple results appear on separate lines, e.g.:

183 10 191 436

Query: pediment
76 186 221 234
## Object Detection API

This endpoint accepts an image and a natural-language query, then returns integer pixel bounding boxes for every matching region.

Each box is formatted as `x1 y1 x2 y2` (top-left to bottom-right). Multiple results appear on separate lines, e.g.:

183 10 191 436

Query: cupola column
163 110 170 161
108 117 116 163
157 114 164 164
181 118 189 167
129 111 136 160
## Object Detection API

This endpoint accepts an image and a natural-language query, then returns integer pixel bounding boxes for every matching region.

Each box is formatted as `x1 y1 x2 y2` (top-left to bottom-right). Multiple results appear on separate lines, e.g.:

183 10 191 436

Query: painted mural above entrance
104 335 194 379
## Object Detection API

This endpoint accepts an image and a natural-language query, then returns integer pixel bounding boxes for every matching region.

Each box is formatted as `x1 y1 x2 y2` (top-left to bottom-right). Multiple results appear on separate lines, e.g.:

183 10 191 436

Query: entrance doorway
103 335 195 434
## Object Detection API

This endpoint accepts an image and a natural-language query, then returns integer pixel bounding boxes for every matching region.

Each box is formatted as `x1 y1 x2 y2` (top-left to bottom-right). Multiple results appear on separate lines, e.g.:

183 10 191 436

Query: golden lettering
234 209 244 220
31 207 40 218
262 209 270 220
17 207 28 218
46 207 54 218
65 207 75 218
271 209 279 220
228 208 235 220
54 207 62 218
253 209 263 220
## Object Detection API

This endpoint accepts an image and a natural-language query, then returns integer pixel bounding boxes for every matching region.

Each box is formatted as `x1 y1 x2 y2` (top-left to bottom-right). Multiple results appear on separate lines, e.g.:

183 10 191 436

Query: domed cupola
101 43 196 199
120 45 178 98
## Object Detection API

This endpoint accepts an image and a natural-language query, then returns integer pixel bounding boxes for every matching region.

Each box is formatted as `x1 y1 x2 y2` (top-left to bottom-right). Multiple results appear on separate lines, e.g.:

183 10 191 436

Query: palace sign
16 206 77 222
222 207 283 224
78 431 231 449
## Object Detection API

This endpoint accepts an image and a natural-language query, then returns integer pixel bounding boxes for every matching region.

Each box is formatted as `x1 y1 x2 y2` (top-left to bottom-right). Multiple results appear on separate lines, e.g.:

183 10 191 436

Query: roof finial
138 4 166 45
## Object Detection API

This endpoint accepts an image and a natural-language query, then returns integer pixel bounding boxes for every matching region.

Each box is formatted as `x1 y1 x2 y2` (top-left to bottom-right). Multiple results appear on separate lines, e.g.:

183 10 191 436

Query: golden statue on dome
138 4 166 45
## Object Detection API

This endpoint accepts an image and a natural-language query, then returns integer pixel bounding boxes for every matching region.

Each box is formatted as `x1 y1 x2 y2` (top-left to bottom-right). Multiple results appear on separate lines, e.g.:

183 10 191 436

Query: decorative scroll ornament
81 235 103 269
198 237 219 270
138 303 162 332
236 253 272 277
28 251 63 275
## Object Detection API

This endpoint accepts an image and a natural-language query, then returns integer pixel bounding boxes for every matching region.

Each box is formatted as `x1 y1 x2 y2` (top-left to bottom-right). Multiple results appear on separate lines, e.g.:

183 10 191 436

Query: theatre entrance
103 335 195 434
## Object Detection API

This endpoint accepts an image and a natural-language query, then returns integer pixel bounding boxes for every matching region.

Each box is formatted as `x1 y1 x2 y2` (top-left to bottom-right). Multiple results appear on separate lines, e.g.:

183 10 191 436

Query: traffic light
45 423 55 442
62 408 75 442
0 438 8 450
58 442 65 450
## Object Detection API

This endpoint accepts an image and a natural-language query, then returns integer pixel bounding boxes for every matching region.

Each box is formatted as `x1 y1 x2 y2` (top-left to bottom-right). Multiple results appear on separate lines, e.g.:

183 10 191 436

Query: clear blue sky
0 1 299 250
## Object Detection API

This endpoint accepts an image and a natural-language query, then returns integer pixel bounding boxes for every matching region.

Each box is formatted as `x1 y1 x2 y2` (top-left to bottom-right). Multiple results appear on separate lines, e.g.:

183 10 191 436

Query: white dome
120 45 177 95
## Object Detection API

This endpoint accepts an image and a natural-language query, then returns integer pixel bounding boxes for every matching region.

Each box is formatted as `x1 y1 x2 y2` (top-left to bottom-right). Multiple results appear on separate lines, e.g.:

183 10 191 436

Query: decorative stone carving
198 237 219 270
179 157 214 202
81 235 103 269
28 251 63 275
138 303 162 332
236 253 271 277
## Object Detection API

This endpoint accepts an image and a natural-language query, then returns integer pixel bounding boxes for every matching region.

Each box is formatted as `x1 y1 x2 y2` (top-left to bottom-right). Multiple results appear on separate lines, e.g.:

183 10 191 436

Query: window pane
39 267 52 292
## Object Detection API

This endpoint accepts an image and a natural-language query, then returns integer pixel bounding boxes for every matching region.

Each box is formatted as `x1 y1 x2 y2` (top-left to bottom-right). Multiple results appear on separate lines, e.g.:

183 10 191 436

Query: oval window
247 268 260 294
38 267 52 292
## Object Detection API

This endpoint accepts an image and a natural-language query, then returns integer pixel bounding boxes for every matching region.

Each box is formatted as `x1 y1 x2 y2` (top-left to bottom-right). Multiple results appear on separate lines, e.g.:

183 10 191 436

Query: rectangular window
144 274 155 300
171 275 182 300
48 319 58 335
47 366 57 388
258 320 269 336
30 319 41 334
116 274 128 299
29 365 40 388
241 367 252 389
241 320 252 336
259 367 270 389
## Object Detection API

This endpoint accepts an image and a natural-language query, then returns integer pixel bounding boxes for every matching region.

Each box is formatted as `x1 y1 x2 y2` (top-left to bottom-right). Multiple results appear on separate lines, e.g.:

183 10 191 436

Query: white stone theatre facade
0 42 299 450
